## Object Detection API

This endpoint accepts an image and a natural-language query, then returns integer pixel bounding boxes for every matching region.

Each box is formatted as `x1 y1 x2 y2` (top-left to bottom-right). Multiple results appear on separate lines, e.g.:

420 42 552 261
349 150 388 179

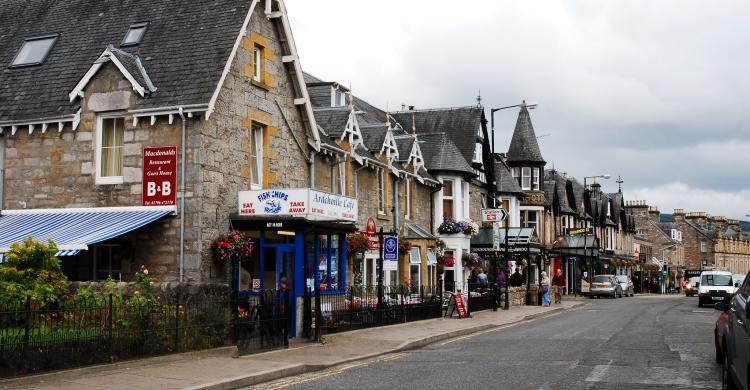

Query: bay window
521 167 531 190
442 179 454 219
532 167 540 190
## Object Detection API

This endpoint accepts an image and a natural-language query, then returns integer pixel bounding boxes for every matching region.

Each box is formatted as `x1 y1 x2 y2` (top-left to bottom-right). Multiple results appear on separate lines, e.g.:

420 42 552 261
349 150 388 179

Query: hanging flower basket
346 232 370 255
458 220 480 235
462 252 482 268
398 240 413 254
438 255 455 267
213 230 254 263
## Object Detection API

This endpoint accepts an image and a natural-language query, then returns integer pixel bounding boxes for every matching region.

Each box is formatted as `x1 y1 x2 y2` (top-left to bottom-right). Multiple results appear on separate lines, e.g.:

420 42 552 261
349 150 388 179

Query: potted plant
437 218 462 234
462 252 481 268
438 255 455 268
459 220 480 235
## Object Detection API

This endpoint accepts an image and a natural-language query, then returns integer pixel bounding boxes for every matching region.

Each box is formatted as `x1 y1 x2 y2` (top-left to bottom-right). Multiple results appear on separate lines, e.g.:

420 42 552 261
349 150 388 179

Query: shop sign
238 188 357 222
565 227 593 236
383 236 398 261
142 146 177 206
366 217 379 249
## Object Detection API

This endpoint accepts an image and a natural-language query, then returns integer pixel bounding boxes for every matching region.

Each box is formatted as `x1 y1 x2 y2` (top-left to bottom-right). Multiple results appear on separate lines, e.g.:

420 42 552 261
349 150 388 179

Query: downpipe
178 108 187 282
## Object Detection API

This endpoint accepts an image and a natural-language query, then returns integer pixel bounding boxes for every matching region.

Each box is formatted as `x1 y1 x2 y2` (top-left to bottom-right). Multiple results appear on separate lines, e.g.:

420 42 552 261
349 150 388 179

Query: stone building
304 73 441 291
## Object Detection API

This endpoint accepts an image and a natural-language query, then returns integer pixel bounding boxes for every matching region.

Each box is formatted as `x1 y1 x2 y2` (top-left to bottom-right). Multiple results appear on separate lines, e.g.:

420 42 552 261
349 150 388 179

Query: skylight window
122 23 148 46
10 35 58 67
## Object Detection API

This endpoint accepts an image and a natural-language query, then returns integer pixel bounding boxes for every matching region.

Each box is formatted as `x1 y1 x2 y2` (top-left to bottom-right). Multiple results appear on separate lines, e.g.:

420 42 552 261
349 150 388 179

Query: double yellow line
260 352 410 390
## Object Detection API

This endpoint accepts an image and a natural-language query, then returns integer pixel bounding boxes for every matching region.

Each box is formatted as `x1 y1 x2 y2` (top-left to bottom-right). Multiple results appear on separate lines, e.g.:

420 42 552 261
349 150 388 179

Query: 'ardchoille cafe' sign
238 188 358 222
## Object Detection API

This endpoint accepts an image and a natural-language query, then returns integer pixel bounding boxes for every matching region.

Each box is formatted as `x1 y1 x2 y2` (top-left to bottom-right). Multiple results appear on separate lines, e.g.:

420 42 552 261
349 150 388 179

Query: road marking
439 310 566 346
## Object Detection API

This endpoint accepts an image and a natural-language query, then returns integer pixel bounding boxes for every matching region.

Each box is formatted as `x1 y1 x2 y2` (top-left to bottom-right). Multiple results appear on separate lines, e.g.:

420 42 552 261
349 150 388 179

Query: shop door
276 245 296 337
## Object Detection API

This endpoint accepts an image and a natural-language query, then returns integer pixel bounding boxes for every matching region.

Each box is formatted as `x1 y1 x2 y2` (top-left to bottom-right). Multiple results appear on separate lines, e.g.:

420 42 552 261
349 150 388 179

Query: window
473 143 482 163
521 210 538 235
700 241 707 253
426 248 437 293
316 234 343 291
338 160 346 195
501 199 510 228
333 89 346 107
404 177 411 219
121 23 147 46
94 245 121 281
11 35 58 67
250 123 263 187
521 167 531 190
253 44 263 82
481 193 487 209
378 168 385 214
96 116 125 184
442 179 454 219
511 167 520 183
532 167 540 190
677 231 682 241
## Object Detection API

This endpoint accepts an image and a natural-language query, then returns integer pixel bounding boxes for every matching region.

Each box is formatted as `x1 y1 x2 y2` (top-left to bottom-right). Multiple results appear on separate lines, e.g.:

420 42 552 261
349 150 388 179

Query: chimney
686 211 708 227
673 208 686 223
647 206 660 222
408 105 415 111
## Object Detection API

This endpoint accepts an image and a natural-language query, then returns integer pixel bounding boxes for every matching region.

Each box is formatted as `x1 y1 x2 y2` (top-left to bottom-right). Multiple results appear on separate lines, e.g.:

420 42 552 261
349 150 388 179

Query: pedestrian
552 268 565 304
497 268 506 287
509 267 524 287
477 267 488 286
541 271 551 307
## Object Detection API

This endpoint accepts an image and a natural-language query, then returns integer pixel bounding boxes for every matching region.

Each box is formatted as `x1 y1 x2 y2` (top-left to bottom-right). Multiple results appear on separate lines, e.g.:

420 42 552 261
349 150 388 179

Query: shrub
0 238 68 307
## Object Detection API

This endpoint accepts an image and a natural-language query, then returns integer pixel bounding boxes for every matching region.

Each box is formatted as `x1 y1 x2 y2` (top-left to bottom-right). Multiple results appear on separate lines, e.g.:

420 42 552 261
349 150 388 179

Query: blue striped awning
0 206 174 253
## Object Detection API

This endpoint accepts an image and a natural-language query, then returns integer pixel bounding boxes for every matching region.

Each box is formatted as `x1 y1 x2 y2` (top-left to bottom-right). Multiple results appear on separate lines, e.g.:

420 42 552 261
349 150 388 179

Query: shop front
231 189 357 337
550 235 599 295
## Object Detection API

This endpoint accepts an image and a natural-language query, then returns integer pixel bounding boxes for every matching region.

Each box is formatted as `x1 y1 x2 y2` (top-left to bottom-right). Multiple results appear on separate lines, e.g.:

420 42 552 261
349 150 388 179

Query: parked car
698 269 734 307
715 271 750 390
714 294 733 365
616 275 634 297
733 274 746 293
685 276 701 297
589 275 623 299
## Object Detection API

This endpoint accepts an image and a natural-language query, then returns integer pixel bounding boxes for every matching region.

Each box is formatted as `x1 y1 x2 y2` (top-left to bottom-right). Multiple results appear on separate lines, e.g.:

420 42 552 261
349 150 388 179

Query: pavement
256 294 722 390
0 299 585 390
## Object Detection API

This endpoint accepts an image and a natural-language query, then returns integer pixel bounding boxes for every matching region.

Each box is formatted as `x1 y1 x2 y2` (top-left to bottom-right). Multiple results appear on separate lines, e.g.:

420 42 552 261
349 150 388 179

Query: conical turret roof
507 106 545 164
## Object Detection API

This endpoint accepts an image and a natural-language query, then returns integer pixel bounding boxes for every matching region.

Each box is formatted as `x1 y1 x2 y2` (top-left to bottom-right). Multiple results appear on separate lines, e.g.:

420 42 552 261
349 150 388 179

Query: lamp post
490 100 537 309
583 174 611 294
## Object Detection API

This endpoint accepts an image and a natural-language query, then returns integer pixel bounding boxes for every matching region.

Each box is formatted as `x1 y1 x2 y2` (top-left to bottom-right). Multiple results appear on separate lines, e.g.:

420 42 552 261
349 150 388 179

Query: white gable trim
409 137 425 170
206 0 259 119
380 130 399 161
341 109 363 146
68 47 152 102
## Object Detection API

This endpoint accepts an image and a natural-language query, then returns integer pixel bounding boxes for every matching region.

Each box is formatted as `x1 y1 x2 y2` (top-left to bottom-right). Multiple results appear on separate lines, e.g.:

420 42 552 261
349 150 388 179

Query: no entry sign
142 146 177 206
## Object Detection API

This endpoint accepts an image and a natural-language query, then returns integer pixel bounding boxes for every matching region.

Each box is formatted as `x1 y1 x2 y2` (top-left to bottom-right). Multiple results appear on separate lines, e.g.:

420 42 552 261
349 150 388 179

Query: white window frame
404 177 411 219
532 167 540 190
95 114 125 185
521 167 531 190
701 241 707 253
338 160 346 195
253 45 262 82
462 181 469 219
473 143 482 164
442 179 454 219
250 123 263 189
378 168 385 214
522 210 538 235
512 167 520 182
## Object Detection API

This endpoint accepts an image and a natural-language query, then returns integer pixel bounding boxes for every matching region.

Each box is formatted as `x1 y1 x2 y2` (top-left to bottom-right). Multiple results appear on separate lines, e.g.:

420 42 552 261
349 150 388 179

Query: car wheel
722 351 737 390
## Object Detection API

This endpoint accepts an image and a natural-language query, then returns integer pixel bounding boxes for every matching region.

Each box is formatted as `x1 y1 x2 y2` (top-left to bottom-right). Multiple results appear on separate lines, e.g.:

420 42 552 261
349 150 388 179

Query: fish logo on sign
384 236 398 261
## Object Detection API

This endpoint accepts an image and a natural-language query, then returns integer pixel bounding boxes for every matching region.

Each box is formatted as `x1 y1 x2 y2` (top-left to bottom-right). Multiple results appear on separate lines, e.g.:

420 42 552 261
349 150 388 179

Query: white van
698 268 734 307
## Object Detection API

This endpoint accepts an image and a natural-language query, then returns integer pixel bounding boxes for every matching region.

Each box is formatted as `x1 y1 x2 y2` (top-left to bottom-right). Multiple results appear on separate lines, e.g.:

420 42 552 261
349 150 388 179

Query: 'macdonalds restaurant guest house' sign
238 189 358 222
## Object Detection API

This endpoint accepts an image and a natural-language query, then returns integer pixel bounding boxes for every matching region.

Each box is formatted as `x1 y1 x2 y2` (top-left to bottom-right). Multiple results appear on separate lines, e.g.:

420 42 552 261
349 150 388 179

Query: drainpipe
392 173 400 233
429 184 442 234
308 151 316 188
178 108 187 282
0 136 4 211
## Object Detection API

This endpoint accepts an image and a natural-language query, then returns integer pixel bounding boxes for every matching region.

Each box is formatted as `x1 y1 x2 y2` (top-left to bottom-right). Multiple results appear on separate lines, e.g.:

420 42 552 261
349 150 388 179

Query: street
253 296 721 390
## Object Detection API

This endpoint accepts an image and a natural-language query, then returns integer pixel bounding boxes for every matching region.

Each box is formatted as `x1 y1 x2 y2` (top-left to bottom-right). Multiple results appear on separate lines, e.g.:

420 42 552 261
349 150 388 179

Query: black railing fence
467 282 499 313
312 284 442 336
0 288 290 377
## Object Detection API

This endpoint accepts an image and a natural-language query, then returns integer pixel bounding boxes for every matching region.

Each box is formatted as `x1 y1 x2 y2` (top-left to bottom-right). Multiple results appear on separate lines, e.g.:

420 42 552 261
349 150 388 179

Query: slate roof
394 136 415 162
109 46 155 93
391 106 482 167
417 166 438 183
313 107 350 139
506 106 545 164
546 171 576 214
417 132 475 176
495 158 523 195
359 123 389 152
0 0 252 122
569 178 590 220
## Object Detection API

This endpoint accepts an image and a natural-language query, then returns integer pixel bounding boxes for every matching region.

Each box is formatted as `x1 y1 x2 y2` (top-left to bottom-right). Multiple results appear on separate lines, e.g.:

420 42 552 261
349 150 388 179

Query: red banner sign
454 292 468 318
366 217 379 249
142 146 177 206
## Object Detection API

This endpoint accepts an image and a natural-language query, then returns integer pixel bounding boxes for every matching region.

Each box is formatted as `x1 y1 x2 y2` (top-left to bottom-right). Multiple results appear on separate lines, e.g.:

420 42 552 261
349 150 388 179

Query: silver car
615 275 634 297
589 275 624 299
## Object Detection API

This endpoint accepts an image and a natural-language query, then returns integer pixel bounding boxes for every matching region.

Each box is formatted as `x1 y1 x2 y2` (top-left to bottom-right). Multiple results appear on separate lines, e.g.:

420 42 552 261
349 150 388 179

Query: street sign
383 236 398 261
481 208 508 223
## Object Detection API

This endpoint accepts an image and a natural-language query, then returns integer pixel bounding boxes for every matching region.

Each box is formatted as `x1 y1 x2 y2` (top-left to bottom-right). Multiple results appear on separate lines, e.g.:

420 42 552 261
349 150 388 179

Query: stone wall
673 211 713 270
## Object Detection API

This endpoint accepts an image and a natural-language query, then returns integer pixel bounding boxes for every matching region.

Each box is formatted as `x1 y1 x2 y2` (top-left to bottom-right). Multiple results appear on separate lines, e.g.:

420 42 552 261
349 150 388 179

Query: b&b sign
142 146 177 206
481 208 508 223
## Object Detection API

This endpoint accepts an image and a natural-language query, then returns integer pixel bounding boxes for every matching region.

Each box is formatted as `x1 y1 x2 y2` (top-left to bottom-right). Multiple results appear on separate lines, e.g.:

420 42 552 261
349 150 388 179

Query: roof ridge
391 105 480 114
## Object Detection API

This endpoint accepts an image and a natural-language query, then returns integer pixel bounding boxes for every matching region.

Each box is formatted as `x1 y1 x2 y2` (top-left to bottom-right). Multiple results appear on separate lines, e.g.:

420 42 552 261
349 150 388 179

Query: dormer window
332 88 346 107
473 143 482 164
10 35 58 67
122 23 148 46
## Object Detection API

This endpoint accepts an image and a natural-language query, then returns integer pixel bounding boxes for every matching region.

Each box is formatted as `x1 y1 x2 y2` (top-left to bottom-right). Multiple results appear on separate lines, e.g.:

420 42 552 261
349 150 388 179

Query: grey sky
286 0 750 219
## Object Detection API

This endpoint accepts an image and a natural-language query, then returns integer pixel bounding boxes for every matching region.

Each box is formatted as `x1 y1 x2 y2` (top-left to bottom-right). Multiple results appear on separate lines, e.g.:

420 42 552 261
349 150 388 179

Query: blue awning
0 206 175 253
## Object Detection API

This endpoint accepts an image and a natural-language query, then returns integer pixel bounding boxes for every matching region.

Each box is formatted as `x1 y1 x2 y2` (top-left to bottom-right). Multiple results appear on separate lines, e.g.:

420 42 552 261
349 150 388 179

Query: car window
740 273 750 298
616 276 628 283
701 274 733 287
593 276 610 283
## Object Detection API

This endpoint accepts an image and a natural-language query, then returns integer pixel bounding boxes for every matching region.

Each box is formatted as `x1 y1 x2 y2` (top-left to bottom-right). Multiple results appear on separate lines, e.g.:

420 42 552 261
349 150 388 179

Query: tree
0 238 68 307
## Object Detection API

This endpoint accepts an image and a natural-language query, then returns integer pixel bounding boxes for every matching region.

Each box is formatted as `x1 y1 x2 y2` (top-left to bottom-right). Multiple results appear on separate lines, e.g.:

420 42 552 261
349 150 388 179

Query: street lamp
489 100 537 309
582 174 611 294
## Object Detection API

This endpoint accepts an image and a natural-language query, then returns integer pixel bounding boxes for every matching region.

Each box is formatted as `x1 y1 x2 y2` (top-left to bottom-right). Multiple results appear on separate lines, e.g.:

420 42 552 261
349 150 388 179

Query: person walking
509 268 524 287
541 271 551 307
552 268 565 304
